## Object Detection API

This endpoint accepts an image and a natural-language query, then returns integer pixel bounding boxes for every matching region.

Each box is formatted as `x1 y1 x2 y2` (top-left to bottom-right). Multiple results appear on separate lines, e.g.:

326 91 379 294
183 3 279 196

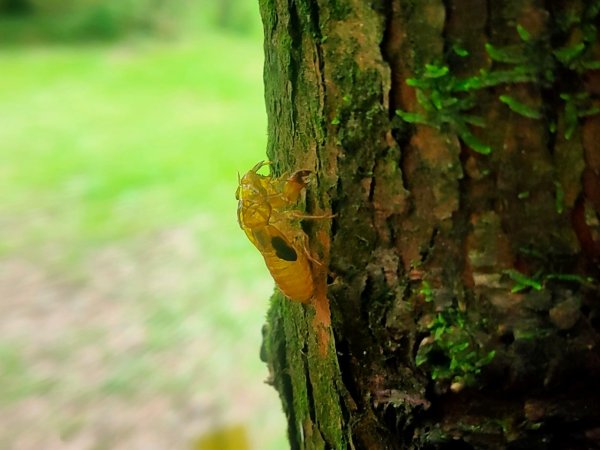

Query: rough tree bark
258 1 600 449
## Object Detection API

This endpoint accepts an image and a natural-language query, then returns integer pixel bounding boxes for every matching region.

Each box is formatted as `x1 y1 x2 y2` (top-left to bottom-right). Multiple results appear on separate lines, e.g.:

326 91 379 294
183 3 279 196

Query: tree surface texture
258 1 600 449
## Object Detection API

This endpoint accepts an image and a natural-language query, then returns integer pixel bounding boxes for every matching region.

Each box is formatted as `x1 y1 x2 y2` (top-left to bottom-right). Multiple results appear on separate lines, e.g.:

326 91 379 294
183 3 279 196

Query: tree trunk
258 0 600 448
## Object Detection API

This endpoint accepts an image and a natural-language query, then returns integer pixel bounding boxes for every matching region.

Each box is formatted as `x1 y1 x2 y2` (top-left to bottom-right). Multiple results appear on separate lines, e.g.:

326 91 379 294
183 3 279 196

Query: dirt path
0 223 286 449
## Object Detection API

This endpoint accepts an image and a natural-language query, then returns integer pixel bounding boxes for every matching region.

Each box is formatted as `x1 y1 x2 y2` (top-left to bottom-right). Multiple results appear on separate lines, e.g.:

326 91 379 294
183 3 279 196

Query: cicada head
283 170 311 204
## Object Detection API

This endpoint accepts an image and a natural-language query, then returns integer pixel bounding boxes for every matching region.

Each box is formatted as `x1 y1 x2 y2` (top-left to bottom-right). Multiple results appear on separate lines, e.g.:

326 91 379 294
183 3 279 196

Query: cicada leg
301 235 324 267
282 209 335 266
251 160 272 173
288 211 337 220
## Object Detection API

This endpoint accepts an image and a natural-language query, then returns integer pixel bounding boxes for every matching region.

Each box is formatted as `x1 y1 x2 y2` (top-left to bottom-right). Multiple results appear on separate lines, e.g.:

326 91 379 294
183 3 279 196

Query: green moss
561 92 600 139
454 68 536 90
499 95 542 120
513 328 553 341
395 110 429 125
266 292 348 449
281 300 311 439
484 8 600 138
395 36 561 154
504 269 543 293
483 19 560 86
503 268 595 293
485 42 529 65
424 63 449 78
545 273 594 285
396 62 491 154
419 280 434 303
452 43 469 57
307 338 347 448
552 2 600 73
484 41 554 87
516 24 531 42
416 309 496 387
397 10 600 155
554 42 585 66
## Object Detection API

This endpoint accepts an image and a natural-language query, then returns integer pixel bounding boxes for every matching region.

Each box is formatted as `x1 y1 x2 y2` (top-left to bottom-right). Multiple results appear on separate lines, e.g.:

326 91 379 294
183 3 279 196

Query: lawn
0 31 286 449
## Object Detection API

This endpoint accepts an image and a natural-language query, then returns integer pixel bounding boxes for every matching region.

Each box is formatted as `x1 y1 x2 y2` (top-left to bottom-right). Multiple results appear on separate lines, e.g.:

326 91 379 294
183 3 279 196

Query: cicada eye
235 186 240 200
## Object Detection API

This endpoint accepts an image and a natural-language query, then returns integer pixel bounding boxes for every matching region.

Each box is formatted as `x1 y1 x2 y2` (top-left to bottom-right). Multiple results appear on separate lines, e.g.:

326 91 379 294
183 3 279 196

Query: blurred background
0 1 287 449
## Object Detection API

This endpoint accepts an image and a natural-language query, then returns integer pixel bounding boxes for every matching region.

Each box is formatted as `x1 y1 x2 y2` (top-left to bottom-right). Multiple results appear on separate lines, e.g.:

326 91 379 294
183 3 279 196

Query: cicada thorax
236 166 272 231
237 191 271 231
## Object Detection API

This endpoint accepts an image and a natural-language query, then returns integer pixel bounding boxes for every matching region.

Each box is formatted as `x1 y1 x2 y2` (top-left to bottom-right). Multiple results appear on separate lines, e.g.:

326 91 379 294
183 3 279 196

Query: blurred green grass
0 33 266 257
0 30 286 449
